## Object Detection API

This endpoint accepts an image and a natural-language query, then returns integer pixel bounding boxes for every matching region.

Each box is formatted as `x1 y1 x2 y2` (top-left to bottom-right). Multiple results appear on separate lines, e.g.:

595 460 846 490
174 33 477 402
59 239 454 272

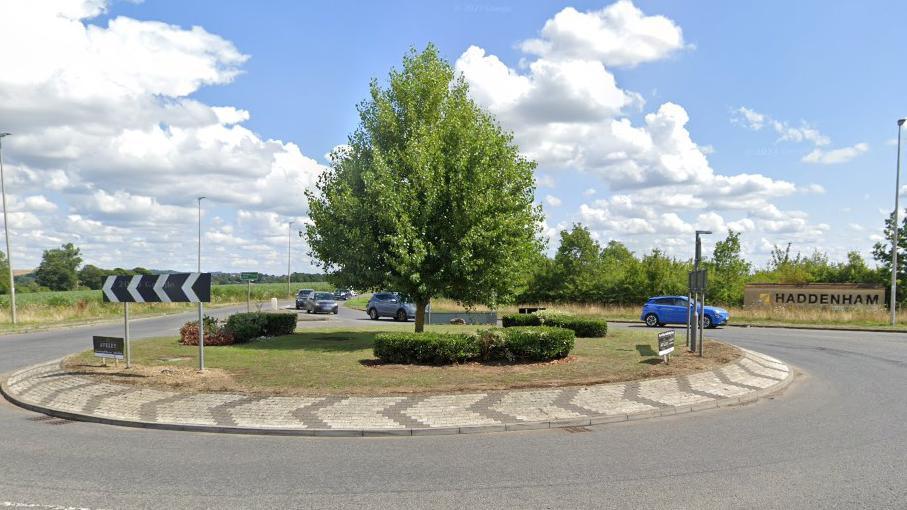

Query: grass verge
63 325 739 396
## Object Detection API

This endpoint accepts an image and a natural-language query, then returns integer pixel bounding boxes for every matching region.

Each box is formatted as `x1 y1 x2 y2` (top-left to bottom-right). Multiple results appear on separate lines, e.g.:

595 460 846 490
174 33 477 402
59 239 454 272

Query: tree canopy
35 243 82 291
305 45 542 331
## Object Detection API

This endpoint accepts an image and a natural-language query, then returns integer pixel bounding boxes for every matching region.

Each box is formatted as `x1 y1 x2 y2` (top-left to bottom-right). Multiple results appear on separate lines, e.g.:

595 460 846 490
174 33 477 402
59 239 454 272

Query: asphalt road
1 308 905 508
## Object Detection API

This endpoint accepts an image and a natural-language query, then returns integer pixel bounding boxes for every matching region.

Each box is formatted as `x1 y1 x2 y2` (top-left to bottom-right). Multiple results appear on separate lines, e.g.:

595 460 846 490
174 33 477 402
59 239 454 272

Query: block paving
1 349 791 436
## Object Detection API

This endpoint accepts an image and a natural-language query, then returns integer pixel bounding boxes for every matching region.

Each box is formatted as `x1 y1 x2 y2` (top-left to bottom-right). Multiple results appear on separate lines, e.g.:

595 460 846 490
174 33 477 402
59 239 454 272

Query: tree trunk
415 299 428 333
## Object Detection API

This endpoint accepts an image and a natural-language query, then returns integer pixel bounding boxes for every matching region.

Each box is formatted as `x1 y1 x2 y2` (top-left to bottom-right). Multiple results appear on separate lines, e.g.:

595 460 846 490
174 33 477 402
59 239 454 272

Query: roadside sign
658 330 675 357
93 336 125 360
241 272 258 282
688 269 708 292
101 273 211 303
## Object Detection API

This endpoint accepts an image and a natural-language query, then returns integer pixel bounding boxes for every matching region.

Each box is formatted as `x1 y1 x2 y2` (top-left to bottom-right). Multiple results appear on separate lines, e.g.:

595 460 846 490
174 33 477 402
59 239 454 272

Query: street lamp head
899 119 906 127
695 230 712 235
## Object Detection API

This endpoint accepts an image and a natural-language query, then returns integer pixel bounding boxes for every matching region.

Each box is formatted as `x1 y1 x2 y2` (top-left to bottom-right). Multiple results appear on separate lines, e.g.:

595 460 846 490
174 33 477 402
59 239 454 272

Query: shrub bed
373 327 575 365
501 312 608 338
501 326 575 361
179 316 234 346
373 332 479 364
225 312 297 343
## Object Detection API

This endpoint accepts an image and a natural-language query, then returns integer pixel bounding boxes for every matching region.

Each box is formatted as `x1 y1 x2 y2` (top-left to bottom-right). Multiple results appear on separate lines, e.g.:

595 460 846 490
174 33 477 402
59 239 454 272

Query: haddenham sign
743 283 884 308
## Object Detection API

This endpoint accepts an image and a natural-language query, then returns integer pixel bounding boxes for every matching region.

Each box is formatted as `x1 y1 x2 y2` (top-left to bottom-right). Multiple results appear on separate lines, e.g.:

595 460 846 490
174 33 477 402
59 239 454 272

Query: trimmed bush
261 313 298 337
225 312 297 343
545 316 608 338
501 313 541 327
502 312 608 338
374 332 480 365
374 327 576 365
502 326 574 361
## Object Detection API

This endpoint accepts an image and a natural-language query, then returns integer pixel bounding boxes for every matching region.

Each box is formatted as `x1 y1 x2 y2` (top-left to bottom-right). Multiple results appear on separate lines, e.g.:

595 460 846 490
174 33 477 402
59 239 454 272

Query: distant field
0 282 334 331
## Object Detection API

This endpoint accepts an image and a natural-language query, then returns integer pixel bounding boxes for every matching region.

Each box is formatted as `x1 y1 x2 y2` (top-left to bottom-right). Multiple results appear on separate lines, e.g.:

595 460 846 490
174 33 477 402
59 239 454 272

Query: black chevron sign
101 273 211 303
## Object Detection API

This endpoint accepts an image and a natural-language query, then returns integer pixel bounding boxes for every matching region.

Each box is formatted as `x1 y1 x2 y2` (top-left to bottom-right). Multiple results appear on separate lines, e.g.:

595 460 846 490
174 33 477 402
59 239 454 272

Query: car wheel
703 315 713 329
395 309 407 322
368 308 379 320
333 309 339 315
644 313 659 327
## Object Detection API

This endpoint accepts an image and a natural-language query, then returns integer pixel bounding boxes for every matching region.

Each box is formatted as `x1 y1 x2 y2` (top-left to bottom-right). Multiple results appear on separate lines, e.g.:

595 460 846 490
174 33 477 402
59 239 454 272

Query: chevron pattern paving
2 349 790 435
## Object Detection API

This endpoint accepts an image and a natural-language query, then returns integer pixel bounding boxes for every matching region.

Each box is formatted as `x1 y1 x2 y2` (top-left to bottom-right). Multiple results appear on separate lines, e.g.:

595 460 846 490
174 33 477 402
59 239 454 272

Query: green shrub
501 313 541 327
225 313 266 343
476 328 510 362
503 326 574 361
261 313 298 337
544 316 608 338
374 332 480 365
225 312 297 343
374 327 576 365
502 312 607 338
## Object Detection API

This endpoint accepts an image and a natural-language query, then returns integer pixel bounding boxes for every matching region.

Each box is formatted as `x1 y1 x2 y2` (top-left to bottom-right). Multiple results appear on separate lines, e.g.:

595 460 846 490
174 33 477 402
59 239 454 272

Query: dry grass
63 326 739 396
425 299 900 329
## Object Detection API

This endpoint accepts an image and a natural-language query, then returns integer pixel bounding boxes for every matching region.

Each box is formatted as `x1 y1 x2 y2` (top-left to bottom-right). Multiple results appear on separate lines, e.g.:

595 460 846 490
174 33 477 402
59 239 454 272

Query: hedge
373 327 575 365
501 326 575 361
225 312 297 343
373 332 479 365
501 313 607 338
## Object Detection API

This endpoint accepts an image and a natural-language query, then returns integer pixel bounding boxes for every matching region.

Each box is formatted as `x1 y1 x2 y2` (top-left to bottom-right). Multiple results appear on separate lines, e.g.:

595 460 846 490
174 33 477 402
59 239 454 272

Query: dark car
640 296 729 328
305 291 339 314
295 288 315 309
366 292 421 321
333 289 353 300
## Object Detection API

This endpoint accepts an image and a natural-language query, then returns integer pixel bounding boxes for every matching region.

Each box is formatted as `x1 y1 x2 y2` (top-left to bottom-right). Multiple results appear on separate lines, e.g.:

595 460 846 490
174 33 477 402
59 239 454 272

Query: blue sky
1 0 905 273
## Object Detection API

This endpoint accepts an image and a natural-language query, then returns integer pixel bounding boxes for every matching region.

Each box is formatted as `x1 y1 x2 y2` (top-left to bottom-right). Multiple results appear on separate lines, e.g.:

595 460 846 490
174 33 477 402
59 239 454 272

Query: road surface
0 307 904 508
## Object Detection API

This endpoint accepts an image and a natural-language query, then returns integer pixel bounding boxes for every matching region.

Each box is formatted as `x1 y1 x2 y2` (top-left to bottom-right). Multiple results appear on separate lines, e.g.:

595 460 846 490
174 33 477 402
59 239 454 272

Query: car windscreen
314 292 334 300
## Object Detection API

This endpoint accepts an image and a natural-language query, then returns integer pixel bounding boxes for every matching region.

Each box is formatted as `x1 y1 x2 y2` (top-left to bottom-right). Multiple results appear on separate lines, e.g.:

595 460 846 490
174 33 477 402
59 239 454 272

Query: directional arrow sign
101 273 211 303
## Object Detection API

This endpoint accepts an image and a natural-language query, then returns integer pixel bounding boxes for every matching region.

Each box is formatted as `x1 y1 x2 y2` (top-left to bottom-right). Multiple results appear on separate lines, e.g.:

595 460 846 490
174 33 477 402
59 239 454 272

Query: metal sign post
241 272 258 313
102 273 211 371
124 303 131 368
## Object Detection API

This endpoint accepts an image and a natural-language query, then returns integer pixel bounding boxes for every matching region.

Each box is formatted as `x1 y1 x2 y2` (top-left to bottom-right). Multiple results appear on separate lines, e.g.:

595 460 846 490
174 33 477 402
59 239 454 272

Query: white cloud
519 1 686 67
733 106 868 165
802 143 869 165
582 187 597 196
536 173 556 188
455 1 830 261
0 1 326 271
544 195 562 207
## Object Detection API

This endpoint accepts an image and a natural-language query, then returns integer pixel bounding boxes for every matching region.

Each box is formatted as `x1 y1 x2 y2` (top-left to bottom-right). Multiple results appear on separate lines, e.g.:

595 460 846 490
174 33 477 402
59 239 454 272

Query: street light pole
197 196 206 371
892 119 905 325
0 133 16 325
287 221 294 298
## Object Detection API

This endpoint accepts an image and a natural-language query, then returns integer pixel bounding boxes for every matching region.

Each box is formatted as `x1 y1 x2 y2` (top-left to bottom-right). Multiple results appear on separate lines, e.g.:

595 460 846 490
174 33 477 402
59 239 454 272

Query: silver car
305 291 339 314
366 292 421 321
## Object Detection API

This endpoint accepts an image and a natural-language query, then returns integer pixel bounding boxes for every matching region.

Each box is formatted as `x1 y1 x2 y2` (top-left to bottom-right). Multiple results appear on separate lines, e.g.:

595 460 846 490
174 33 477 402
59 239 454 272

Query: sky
0 0 905 274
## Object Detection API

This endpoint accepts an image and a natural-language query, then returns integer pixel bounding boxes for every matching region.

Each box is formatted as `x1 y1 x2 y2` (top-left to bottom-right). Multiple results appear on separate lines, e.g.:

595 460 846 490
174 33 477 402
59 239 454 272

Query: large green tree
705 230 751 306
305 45 542 331
35 243 82 291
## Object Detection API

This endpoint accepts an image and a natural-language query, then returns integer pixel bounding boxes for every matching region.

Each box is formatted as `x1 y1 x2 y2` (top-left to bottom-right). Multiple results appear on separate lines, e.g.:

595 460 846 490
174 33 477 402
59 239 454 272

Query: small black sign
657 330 675 356
93 336 125 360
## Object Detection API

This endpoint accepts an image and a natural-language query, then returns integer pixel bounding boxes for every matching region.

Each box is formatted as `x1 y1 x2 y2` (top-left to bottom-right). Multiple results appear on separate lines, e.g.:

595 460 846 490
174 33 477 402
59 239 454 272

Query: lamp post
287 221 294 298
197 196 206 371
892 119 906 325
0 133 16 325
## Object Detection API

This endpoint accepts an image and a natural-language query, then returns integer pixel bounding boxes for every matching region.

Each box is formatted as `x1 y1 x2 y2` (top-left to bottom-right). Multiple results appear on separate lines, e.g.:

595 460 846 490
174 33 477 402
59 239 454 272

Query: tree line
0 243 328 293
519 224 885 307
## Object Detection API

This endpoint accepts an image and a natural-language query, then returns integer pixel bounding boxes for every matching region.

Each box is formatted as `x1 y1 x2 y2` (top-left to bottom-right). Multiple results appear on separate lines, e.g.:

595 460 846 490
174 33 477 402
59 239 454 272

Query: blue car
640 296 729 329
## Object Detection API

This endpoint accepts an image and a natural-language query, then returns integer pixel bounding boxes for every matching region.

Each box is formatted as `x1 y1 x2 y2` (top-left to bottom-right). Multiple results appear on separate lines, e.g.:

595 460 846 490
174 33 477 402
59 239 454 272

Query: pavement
1 305 907 508
1 348 791 436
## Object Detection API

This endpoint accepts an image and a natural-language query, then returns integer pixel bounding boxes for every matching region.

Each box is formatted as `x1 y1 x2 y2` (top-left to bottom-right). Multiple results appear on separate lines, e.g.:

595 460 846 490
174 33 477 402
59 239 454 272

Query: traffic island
0 328 793 436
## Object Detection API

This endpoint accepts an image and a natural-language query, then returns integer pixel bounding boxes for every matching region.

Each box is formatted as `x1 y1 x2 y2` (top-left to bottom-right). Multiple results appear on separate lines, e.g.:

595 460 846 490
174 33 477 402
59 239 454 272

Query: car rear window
314 292 333 300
